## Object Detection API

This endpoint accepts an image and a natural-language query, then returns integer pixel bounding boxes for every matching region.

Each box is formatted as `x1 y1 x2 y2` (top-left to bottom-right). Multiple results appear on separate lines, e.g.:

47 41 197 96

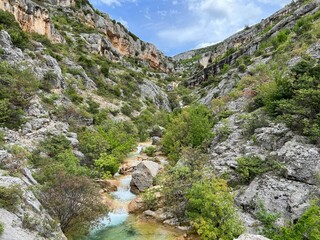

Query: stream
85 144 183 240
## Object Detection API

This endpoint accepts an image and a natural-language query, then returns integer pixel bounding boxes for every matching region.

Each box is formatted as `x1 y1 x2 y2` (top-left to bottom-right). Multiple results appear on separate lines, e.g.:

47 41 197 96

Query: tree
186 177 244 240
162 104 213 162
40 172 108 236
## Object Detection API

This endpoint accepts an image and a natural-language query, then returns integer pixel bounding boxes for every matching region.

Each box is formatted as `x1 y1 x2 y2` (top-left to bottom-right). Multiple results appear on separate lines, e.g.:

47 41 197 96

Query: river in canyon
85 144 183 240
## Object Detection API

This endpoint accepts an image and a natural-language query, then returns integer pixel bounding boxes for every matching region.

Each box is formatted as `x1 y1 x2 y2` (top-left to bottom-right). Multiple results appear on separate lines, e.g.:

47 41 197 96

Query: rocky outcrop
186 0 320 86
0 0 63 43
140 79 172 111
130 161 160 194
0 170 67 240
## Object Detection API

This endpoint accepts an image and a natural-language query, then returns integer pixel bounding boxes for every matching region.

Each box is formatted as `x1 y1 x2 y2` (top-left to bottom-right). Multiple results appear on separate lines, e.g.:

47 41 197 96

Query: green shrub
235 156 282 184
143 146 156 157
162 104 213 163
254 60 320 142
142 188 159 211
94 154 119 178
186 177 244 240
0 185 22 212
273 200 320 240
0 10 30 49
0 62 39 129
0 222 3 235
40 71 58 92
256 201 280 238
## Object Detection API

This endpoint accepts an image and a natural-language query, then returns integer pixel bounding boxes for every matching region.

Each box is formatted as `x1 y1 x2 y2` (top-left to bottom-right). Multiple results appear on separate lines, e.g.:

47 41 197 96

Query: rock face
130 161 160 194
186 0 320 86
0 170 67 240
140 79 172 111
0 0 63 43
0 0 172 71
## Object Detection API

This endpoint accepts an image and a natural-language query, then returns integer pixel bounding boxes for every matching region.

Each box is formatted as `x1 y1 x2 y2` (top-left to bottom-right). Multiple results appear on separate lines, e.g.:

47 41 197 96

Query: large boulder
236 174 318 226
130 161 160 194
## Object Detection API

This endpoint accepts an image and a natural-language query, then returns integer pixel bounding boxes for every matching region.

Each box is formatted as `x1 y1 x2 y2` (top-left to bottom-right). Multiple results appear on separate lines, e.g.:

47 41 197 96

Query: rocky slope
0 0 173 72
0 0 320 239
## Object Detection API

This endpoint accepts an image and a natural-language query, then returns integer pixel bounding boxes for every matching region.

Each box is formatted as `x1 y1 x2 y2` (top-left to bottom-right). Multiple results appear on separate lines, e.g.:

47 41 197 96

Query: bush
186 177 244 240
40 172 108 236
0 62 39 129
0 10 30 49
235 156 282 184
162 104 213 163
94 153 119 178
254 60 320 142
143 146 156 157
0 185 22 212
273 200 320 240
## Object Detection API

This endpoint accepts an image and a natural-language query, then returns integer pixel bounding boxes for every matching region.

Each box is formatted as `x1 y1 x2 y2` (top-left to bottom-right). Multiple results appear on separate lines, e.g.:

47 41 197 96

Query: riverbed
85 143 185 240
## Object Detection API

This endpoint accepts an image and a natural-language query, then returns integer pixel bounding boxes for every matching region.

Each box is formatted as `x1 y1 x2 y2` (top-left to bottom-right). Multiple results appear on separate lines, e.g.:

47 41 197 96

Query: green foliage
0 185 22 212
143 146 157 157
0 222 3 235
161 148 208 219
78 121 136 177
65 86 83 104
0 10 30 49
162 104 213 162
186 177 244 240
0 62 39 129
142 188 159 211
40 71 58 92
236 156 282 184
94 154 119 178
40 172 107 237
273 200 320 240
241 112 269 137
30 135 89 183
271 29 290 49
293 15 313 35
256 202 280 238
254 59 320 142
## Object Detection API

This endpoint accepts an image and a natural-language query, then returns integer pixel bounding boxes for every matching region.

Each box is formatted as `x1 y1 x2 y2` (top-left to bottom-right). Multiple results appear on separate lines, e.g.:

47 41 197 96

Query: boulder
130 161 160 194
128 197 144 213
152 136 161 146
236 174 318 226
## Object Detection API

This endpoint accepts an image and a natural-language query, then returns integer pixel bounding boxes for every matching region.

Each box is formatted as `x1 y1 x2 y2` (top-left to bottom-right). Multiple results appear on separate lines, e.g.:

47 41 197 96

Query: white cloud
94 0 137 7
195 42 218 49
158 0 262 48
258 0 292 6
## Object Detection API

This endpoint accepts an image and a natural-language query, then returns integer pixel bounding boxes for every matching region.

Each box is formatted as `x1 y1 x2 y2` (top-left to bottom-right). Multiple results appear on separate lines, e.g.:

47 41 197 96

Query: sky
90 0 292 56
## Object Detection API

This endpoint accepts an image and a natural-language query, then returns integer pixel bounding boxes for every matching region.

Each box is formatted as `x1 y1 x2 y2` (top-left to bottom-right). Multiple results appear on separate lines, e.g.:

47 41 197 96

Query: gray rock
139 79 171 111
236 174 318 226
130 161 160 193
307 40 320 59
235 234 270 240
143 210 156 217
163 218 179 226
152 136 161 146
277 138 320 185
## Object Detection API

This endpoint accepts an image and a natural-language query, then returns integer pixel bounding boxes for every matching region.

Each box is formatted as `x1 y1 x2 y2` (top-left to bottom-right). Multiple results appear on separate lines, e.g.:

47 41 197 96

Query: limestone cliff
0 0 172 72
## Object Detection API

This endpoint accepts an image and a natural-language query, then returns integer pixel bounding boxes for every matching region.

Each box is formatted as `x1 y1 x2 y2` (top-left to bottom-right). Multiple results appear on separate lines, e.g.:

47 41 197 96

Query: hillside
0 0 320 239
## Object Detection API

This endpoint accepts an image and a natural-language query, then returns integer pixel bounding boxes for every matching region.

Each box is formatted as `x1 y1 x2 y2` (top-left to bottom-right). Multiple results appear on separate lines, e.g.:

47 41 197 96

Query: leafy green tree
186 177 244 240
94 153 119 177
162 104 213 162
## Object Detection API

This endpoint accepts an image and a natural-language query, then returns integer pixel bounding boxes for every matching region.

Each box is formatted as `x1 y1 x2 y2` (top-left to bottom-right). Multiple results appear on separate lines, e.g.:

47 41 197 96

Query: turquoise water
86 145 183 240
86 215 181 240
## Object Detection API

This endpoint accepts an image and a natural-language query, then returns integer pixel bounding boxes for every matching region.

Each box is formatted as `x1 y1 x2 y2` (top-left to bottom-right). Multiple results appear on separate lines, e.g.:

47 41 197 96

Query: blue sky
90 0 292 56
